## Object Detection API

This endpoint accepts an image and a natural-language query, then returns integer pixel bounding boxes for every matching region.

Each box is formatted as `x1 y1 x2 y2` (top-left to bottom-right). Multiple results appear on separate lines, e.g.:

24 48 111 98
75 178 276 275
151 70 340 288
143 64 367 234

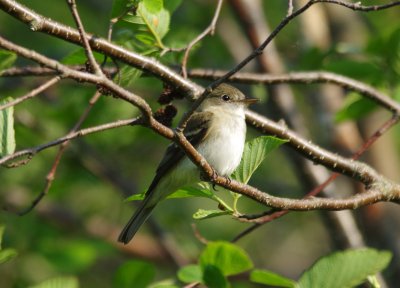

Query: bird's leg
224 176 232 185
200 168 219 191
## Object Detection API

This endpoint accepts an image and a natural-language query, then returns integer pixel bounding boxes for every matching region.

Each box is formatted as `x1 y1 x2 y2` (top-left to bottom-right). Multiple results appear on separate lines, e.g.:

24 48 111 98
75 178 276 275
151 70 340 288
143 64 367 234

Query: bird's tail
118 196 157 244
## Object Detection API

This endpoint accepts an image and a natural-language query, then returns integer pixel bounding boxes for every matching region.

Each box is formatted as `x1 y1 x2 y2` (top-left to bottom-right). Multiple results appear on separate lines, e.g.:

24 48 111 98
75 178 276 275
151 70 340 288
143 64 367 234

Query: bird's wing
146 111 213 193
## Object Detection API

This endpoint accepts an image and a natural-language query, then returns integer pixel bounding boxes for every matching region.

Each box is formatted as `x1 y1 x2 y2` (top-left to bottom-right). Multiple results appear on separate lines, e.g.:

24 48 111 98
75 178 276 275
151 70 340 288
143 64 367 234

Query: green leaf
119 65 142 87
0 225 17 264
61 48 106 65
193 209 232 220
177 265 203 283
136 1 170 46
113 260 155 288
111 0 131 18
233 136 286 184
168 184 214 199
124 192 145 202
298 248 392 288
250 269 297 288
0 248 17 264
0 225 5 248
149 279 179 288
199 241 253 276
143 0 163 13
0 50 17 71
0 97 16 157
29 277 79 288
335 92 377 122
203 265 229 288
164 0 182 13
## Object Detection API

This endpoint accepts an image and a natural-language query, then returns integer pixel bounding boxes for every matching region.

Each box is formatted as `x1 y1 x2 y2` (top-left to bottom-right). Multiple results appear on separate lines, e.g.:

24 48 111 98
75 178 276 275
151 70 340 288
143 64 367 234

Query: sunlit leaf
29 277 79 288
298 249 392 288
0 97 16 157
199 241 253 276
192 209 232 220
136 1 170 45
168 184 214 199
233 136 286 184
143 0 163 13
250 269 297 288
0 249 17 265
177 265 202 283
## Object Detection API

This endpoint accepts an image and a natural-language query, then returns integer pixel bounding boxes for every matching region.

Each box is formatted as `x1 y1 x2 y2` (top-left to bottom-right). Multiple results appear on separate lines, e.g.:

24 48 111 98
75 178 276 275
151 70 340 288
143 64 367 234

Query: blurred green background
1 0 400 287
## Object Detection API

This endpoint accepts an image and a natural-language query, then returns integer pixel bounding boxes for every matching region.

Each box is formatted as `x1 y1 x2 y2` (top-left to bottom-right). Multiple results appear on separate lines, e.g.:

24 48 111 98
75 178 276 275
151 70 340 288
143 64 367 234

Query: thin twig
66 0 102 75
180 0 224 78
0 118 142 167
16 91 102 215
0 76 61 110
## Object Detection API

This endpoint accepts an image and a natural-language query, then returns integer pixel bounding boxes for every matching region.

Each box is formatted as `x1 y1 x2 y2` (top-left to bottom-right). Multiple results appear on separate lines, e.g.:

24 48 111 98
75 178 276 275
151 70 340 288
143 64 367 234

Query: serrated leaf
298 248 392 288
250 269 297 288
29 277 79 288
193 209 232 220
199 241 253 276
137 2 170 46
111 0 131 18
335 92 377 123
0 50 17 71
0 97 16 157
0 248 17 264
177 265 202 283
203 265 228 288
113 260 155 288
233 136 286 184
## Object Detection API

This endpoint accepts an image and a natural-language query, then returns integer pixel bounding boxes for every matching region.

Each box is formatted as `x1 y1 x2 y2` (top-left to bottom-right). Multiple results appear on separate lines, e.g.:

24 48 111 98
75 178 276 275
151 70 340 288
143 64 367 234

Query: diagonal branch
0 76 61 110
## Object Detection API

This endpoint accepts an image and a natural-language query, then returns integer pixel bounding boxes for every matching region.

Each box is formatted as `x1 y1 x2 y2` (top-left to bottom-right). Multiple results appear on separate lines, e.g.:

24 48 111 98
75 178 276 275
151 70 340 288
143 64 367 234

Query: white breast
197 107 246 176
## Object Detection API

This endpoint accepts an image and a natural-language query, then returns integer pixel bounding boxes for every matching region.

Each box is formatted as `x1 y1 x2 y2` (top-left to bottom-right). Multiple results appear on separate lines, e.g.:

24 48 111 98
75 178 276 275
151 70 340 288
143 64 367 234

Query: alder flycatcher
118 84 257 244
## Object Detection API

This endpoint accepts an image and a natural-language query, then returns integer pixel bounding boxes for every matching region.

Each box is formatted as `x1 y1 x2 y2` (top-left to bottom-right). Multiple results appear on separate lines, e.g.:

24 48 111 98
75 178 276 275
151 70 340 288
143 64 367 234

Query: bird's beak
238 98 259 105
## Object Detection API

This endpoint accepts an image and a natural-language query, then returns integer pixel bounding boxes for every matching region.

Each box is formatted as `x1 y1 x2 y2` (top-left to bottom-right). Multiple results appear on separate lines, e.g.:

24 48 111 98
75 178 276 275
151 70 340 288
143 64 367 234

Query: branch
0 65 117 77
66 0 102 75
0 0 202 97
0 76 61 110
16 91 102 215
0 117 141 166
180 0 224 78
188 69 400 114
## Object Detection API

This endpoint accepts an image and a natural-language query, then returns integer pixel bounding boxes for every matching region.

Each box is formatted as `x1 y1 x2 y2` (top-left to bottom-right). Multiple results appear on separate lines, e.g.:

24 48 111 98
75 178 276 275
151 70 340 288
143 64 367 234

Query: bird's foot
200 169 219 190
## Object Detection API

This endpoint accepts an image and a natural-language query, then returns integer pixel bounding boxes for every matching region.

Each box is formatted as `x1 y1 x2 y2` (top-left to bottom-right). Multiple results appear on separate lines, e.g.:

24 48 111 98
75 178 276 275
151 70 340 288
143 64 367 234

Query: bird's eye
221 94 230 101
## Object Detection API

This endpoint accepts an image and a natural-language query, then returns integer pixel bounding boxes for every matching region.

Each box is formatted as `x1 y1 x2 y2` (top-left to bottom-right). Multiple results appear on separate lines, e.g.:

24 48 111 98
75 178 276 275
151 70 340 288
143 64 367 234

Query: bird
118 83 257 244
